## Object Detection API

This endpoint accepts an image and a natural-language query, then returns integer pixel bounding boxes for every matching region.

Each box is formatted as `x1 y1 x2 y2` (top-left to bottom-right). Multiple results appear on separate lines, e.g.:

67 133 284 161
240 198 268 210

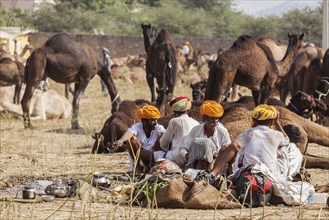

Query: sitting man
113 105 166 172
154 96 199 168
198 104 289 185
180 100 231 170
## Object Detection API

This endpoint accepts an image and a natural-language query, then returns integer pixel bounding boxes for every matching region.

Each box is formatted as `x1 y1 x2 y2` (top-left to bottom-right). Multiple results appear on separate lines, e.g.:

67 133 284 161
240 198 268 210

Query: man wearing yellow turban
153 96 199 167
199 104 289 188
179 100 231 171
114 105 165 172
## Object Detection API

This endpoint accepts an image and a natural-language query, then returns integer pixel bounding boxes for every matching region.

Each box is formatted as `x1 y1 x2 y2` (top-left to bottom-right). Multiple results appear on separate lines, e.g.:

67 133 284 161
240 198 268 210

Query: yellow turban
169 96 192 112
251 104 277 120
200 100 224 118
137 105 161 119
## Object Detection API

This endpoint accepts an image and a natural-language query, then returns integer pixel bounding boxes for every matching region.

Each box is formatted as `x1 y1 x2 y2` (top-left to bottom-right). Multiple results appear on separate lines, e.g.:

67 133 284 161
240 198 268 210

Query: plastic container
307 193 329 204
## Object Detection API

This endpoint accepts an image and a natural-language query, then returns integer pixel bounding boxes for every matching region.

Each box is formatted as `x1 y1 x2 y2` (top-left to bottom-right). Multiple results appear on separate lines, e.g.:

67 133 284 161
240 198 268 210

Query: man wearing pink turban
114 105 166 172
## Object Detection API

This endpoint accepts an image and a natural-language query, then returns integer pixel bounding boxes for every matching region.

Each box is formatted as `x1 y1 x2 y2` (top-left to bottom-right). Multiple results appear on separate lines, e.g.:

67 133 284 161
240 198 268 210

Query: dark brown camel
0 58 25 104
21 33 121 129
281 43 324 102
190 79 207 101
141 24 177 115
206 33 304 105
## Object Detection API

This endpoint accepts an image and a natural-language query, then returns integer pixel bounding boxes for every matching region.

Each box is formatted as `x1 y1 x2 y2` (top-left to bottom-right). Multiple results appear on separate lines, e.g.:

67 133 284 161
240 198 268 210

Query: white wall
1 0 55 12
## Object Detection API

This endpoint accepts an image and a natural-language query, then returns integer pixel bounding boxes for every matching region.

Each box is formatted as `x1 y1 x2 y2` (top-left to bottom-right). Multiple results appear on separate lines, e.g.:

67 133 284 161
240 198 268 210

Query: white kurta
179 122 231 161
155 114 199 166
232 125 290 177
128 123 166 150
277 143 303 177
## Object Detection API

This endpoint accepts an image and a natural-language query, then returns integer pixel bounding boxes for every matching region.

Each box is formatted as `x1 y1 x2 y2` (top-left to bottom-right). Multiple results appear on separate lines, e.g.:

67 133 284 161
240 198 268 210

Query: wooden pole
323 0 329 50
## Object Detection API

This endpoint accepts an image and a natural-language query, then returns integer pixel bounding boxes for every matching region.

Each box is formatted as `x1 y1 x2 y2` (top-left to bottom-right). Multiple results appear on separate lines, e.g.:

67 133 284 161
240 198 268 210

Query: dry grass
0 76 329 219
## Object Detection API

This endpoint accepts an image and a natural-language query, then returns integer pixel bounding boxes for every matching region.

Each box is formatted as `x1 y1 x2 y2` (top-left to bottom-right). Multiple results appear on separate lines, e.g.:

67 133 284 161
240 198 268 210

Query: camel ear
141 23 143 27
300 33 304 40
190 83 193 88
288 32 291 38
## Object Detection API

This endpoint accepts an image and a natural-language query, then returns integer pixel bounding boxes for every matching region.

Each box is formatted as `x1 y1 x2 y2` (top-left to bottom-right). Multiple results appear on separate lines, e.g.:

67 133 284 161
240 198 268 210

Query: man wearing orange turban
197 104 289 190
180 100 231 171
114 105 165 172
153 96 199 167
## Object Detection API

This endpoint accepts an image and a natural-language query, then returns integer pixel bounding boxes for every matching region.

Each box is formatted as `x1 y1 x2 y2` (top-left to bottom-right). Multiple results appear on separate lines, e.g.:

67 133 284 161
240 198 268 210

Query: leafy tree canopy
0 0 324 45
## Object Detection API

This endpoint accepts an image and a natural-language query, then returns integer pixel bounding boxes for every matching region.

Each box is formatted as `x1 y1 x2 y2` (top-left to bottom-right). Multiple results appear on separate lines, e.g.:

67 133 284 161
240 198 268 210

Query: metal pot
22 185 35 199
92 172 108 187
53 187 68 198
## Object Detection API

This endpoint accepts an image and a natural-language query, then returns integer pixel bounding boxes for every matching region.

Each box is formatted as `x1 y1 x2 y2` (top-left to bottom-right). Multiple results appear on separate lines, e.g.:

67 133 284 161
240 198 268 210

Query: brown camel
257 36 287 61
281 43 325 102
0 58 25 104
21 33 121 129
91 99 151 154
141 24 177 115
206 33 304 105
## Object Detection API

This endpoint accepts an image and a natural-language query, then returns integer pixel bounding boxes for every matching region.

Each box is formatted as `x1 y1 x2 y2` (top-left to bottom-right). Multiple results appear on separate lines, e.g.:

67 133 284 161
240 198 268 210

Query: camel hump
256 42 276 63
44 33 79 54
153 29 173 44
231 35 256 49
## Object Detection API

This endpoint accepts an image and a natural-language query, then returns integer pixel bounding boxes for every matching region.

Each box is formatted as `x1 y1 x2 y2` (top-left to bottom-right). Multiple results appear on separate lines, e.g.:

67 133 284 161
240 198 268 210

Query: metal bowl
42 195 55 202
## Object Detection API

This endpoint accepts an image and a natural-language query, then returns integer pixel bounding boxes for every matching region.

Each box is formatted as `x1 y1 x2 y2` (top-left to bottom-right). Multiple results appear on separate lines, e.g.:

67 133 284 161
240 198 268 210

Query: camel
0 58 25 104
257 36 287 61
91 99 151 153
190 79 208 101
141 24 177 115
21 33 121 129
0 85 71 120
281 43 325 102
206 33 304 106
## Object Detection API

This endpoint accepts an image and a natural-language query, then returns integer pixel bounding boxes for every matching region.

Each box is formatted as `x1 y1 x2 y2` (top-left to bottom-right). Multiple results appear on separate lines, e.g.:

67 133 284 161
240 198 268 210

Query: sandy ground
0 76 329 219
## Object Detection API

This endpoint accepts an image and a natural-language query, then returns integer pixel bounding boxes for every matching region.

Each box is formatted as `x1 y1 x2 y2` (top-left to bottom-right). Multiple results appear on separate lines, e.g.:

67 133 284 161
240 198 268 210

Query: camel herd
0 26 329 169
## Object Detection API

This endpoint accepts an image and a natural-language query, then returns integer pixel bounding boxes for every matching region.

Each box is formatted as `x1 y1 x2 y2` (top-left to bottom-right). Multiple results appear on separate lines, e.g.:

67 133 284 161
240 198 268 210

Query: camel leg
252 89 261 106
304 155 329 169
21 49 46 128
71 80 89 129
13 83 21 104
146 63 155 102
97 68 121 113
260 85 273 104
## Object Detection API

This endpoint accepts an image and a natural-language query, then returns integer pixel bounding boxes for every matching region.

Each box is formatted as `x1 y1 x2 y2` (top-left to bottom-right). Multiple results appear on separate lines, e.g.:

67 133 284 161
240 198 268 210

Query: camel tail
23 55 31 83
165 44 175 89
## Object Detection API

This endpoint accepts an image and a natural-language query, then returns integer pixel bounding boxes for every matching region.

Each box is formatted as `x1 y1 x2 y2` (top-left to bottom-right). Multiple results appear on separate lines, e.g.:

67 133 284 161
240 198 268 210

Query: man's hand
113 139 124 147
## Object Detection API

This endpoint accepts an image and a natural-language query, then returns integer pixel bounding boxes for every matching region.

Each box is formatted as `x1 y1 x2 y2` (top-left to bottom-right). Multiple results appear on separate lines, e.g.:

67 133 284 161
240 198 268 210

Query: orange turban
137 105 161 119
251 104 277 120
169 96 192 112
200 100 224 118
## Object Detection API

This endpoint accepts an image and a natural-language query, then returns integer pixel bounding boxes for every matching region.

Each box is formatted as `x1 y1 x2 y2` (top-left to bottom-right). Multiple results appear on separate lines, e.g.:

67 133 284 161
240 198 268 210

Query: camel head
315 77 329 100
141 23 157 38
190 79 207 101
288 91 327 118
287 32 304 50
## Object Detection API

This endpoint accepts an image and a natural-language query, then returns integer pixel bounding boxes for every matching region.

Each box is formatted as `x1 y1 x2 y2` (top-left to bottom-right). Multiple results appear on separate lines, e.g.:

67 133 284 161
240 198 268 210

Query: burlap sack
155 177 187 208
184 179 241 209
155 177 240 209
